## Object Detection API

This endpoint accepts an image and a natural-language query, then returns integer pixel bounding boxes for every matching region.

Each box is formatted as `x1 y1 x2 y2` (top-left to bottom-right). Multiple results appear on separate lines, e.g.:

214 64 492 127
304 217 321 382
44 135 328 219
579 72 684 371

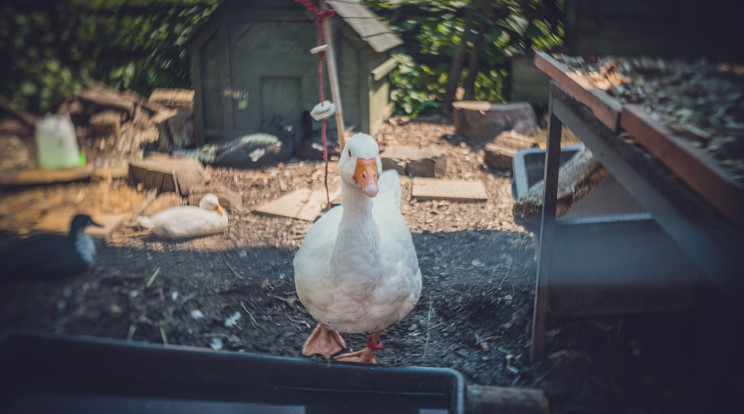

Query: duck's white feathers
294 138 421 334
137 194 227 239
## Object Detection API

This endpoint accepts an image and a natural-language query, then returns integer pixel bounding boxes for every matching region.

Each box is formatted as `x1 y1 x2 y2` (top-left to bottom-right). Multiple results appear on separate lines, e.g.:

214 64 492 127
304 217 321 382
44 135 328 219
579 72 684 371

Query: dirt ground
0 115 740 413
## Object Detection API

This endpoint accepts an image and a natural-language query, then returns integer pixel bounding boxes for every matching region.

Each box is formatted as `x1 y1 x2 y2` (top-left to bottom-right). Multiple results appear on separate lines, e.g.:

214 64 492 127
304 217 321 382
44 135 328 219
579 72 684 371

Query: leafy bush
0 0 218 114
389 54 443 117
366 0 564 117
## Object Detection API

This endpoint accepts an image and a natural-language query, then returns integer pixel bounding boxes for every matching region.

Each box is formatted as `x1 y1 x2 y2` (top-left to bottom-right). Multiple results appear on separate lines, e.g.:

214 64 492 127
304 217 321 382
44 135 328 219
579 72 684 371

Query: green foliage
389 54 443 117
365 0 564 117
0 0 218 114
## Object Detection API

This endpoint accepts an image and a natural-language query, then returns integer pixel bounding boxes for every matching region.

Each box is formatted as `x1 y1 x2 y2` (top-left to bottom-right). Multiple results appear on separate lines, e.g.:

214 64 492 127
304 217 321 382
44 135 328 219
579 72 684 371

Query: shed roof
185 0 401 53
326 0 402 53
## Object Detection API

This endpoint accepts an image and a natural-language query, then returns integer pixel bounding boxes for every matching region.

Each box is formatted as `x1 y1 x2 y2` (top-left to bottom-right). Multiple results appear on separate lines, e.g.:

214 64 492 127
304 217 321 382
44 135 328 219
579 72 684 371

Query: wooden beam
0 165 94 187
371 57 397 81
621 104 744 228
534 51 621 131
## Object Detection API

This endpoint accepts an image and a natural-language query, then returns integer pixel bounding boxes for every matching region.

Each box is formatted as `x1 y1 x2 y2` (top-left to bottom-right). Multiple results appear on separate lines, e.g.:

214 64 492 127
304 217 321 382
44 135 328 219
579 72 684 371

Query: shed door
261 77 302 129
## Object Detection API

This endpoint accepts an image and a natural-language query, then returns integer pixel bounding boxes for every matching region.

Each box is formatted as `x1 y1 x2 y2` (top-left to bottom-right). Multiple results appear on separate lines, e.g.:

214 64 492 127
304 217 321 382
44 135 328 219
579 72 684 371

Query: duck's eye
348 149 352 157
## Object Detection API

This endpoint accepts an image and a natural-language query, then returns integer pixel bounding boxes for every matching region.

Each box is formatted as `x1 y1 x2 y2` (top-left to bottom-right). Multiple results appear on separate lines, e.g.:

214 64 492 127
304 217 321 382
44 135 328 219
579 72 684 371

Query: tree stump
453 101 537 143
128 154 210 196
381 145 446 177
483 130 538 171
513 145 608 224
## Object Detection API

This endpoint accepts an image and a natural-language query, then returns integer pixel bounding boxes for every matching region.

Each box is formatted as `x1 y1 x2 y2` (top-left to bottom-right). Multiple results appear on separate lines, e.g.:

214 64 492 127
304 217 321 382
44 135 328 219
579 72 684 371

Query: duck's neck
331 180 381 280
72 231 97 265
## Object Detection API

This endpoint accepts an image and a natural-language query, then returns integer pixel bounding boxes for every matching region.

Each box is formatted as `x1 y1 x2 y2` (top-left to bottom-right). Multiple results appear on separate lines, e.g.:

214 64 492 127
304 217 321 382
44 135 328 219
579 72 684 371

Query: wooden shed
185 0 402 144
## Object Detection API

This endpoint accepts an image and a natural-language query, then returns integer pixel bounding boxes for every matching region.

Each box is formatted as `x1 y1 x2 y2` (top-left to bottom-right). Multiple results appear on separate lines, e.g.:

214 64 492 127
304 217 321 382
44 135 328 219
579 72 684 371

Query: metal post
530 84 563 362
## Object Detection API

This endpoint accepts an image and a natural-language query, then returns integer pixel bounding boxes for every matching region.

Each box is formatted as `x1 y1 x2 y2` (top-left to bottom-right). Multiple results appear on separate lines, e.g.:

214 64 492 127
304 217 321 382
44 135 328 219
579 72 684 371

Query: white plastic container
35 113 81 169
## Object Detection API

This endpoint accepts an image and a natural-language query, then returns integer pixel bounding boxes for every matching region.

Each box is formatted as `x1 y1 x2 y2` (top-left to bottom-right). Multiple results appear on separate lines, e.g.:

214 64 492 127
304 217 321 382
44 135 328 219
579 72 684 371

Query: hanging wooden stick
320 0 346 150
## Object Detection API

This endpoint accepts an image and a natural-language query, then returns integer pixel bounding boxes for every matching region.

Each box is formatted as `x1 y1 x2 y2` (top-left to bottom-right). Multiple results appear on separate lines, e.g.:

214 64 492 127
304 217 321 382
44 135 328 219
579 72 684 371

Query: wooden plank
466 385 548 414
359 32 403 54
326 1 378 19
412 178 487 201
371 57 397 82
254 188 339 221
34 212 125 239
0 165 94 187
621 104 744 227
534 51 621 131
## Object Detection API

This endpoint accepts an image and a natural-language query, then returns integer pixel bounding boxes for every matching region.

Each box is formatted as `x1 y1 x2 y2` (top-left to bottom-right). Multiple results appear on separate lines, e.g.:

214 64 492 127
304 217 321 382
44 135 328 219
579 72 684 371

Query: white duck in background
137 193 228 240
294 133 422 363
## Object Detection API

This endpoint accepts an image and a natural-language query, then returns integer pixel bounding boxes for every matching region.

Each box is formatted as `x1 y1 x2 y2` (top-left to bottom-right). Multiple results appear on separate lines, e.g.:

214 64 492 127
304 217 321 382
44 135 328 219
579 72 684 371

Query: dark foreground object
0 332 464 414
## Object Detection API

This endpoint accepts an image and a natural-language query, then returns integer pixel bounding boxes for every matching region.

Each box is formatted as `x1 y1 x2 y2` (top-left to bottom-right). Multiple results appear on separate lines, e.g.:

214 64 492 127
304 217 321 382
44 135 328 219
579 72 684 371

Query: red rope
295 0 335 211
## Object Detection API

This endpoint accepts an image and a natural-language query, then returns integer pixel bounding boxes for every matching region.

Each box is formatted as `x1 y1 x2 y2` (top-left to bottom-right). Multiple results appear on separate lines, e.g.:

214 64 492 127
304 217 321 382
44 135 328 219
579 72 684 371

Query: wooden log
78 81 136 118
381 145 446 177
513 145 608 224
89 110 123 140
466 385 549 414
128 154 209 196
78 81 170 121
0 96 37 127
148 88 194 111
0 165 94 187
453 101 537 143
484 130 538 170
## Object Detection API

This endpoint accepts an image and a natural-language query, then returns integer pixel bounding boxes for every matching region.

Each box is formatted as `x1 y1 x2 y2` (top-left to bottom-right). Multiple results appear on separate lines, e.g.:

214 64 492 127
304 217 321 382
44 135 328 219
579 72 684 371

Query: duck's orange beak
354 158 379 197
216 204 225 215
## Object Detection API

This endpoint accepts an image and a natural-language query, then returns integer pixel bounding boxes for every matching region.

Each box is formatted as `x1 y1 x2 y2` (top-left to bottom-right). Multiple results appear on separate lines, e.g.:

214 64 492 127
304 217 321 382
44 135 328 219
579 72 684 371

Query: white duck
294 133 421 363
137 193 228 240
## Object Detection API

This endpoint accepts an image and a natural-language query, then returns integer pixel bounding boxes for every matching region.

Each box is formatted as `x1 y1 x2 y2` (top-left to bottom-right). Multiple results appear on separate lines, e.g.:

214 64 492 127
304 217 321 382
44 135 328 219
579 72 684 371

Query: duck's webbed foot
335 332 382 364
302 323 346 358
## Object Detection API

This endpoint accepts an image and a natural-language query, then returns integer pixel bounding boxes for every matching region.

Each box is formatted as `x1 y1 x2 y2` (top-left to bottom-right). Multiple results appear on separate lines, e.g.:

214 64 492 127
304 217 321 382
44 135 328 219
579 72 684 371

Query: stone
381 145 446 177
453 101 537 143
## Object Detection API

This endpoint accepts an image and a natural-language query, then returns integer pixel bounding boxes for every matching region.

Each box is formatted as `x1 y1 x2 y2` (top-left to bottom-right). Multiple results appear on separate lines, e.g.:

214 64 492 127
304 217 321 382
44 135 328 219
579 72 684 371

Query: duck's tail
136 216 154 229
376 169 402 209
